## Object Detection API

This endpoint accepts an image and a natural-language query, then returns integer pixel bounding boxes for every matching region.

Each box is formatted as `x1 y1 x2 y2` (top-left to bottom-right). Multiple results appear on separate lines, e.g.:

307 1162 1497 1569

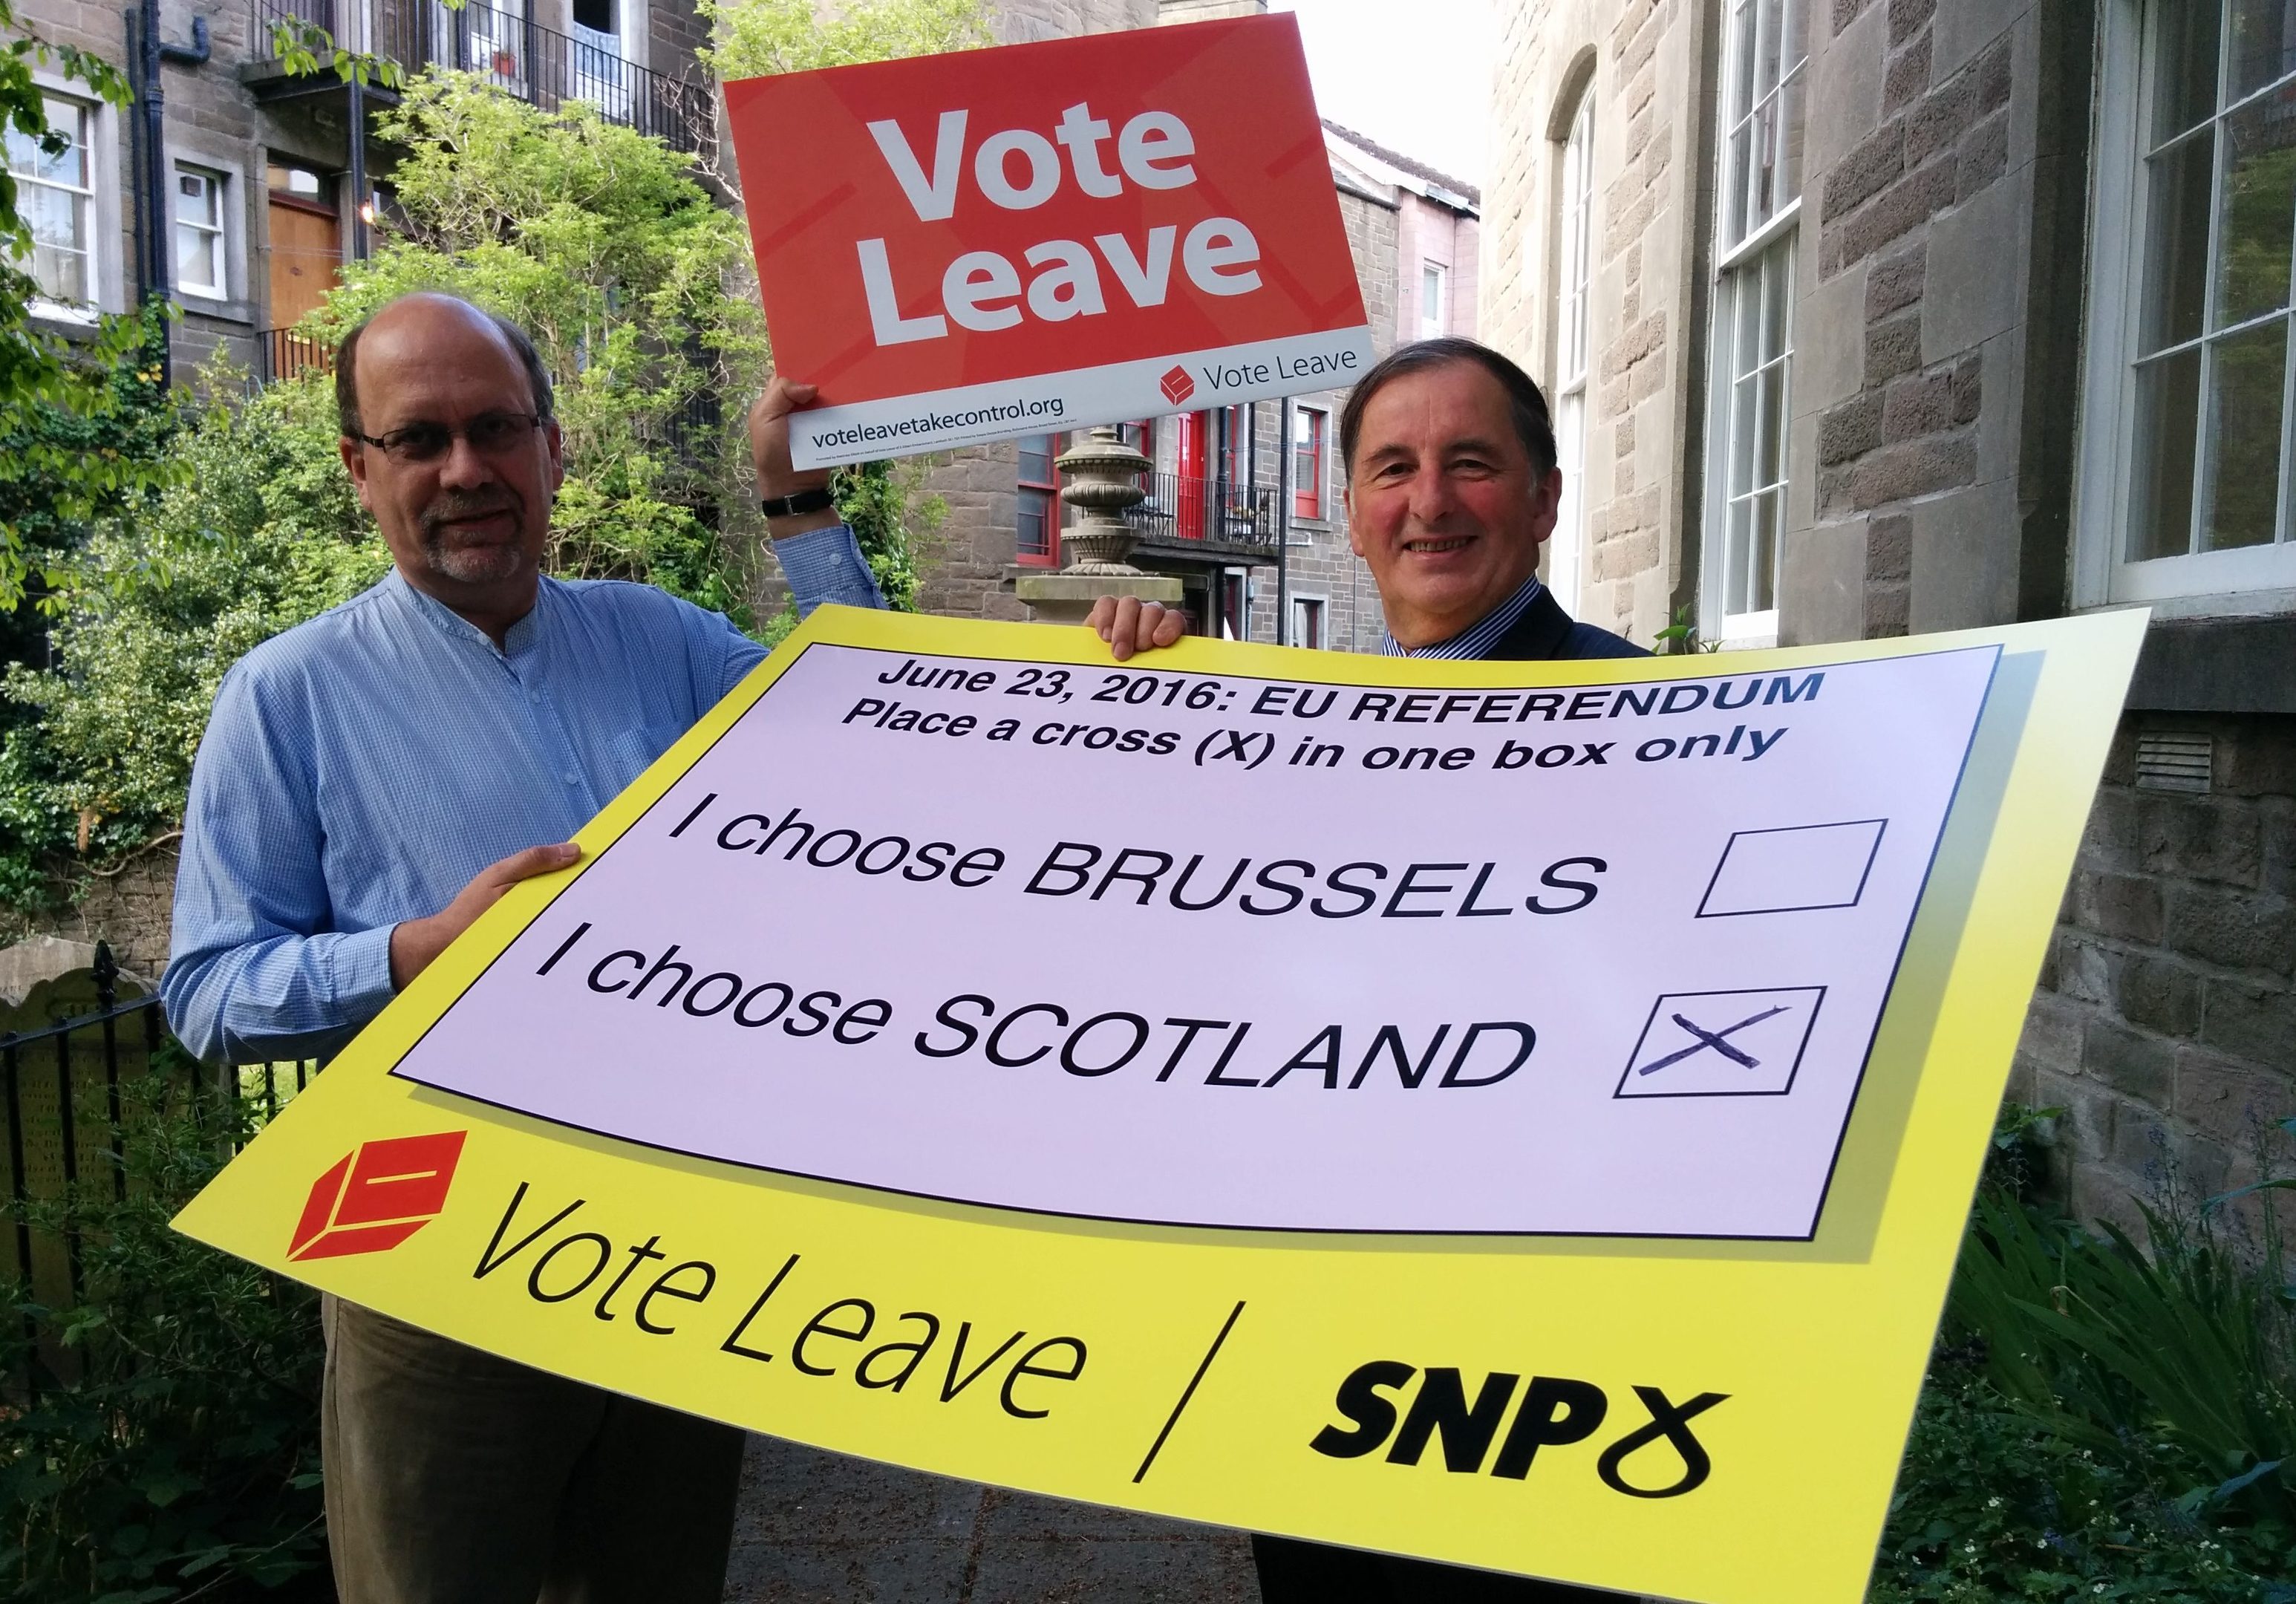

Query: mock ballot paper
394 642 1990 1240
177 607 2145 1604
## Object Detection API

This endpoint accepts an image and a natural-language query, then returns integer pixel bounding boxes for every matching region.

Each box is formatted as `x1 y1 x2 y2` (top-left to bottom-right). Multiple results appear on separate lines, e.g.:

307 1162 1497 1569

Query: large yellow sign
176 605 2145 1603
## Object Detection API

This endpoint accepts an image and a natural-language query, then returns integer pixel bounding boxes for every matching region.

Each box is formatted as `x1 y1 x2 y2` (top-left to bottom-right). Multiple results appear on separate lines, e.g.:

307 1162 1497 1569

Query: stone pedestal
1014 426 1184 625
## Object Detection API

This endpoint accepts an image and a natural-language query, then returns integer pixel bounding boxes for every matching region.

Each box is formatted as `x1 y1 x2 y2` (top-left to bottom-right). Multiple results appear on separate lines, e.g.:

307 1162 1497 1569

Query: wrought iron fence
257 325 332 384
1124 472 1283 553
252 0 711 154
1 945 314 1314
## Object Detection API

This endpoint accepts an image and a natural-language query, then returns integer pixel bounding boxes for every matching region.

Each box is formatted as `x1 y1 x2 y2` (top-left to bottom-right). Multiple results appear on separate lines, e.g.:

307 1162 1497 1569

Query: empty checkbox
1696 819 1888 918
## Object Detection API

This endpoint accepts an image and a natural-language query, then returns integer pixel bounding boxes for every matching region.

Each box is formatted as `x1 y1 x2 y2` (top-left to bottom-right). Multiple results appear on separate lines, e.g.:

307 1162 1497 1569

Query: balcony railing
1124 472 1282 555
251 0 709 154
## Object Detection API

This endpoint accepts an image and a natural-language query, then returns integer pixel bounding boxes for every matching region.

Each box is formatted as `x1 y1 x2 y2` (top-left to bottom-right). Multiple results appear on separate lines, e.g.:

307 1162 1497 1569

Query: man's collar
1380 573 1547 659
385 567 547 656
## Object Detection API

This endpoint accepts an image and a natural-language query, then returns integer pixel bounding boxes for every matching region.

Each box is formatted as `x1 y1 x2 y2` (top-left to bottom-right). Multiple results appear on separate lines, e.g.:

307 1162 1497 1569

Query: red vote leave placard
724 15 1373 466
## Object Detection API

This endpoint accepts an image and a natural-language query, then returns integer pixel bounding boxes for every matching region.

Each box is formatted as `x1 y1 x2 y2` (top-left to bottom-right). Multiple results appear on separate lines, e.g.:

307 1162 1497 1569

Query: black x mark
1637 1004 1790 1075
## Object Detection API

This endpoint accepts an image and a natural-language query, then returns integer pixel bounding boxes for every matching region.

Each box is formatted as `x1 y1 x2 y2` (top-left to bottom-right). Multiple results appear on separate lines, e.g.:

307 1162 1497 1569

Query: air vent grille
2136 731 2212 794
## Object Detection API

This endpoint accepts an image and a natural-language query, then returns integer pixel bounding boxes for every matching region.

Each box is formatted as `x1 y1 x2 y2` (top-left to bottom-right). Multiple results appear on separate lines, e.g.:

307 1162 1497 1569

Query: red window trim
1017 433 1060 567
1293 407 1326 519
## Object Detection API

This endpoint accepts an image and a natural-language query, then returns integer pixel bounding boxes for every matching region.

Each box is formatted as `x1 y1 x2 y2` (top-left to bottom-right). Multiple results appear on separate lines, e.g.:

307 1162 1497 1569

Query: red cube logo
1158 365 1197 405
289 1131 467 1262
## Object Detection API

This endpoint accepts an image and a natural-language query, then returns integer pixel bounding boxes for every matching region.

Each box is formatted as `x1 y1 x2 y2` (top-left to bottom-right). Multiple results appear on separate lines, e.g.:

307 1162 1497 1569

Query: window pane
1017 434 1053 484
1726 497 1752 615
2228 0 2296 102
1756 364 1786 489
21 186 87 301
1728 0 1758 125
1017 489 1051 558
2153 0 2225 146
1752 490 1780 613
177 224 220 293
2214 97 2296 327
2130 346 2204 560
1775 71 1807 206
2199 314 2289 547
2140 134 2216 353
176 169 218 226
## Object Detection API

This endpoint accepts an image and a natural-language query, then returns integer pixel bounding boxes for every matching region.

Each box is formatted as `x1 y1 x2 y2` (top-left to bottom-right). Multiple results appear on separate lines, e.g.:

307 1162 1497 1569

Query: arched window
1549 84 1595 613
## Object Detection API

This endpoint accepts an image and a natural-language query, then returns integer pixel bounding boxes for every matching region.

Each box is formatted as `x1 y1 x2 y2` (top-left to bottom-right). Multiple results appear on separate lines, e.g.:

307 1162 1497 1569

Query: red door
1176 411 1210 541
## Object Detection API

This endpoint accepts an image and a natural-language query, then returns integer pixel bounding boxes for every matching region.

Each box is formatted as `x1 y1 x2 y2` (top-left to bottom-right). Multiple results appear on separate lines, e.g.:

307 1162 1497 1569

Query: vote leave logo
1158 365 1196 405
289 1131 467 1262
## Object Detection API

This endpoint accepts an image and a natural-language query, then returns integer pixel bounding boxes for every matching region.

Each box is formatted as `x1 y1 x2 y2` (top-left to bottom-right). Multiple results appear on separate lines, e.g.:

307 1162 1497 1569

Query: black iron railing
252 0 709 154
1 944 316 1317
1125 472 1282 553
257 325 331 384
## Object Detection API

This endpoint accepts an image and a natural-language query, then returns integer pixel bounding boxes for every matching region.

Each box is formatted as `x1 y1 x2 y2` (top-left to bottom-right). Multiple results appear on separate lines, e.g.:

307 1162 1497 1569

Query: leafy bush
0 1066 325 1601
1875 1349 2289 1602
0 373 386 910
1871 1109 2296 1600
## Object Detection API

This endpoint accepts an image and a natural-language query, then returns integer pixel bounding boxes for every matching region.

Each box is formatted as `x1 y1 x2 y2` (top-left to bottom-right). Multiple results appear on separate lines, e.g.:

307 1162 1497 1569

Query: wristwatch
759 487 836 518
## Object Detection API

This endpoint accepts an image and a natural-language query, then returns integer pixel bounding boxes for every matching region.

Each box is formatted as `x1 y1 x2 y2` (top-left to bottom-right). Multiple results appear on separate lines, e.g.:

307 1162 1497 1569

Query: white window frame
2073 0 2296 617
1549 84 1595 616
1289 593 1328 649
1420 261 1447 340
5 88 105 323
1699 0 1809 645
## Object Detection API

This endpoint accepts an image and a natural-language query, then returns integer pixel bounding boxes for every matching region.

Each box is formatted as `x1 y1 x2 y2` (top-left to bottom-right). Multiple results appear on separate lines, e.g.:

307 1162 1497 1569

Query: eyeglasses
350 411 545 463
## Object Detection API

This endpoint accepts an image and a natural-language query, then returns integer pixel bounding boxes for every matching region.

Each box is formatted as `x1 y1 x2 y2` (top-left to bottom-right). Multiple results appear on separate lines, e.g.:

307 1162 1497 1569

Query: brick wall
2013 714 2296 1239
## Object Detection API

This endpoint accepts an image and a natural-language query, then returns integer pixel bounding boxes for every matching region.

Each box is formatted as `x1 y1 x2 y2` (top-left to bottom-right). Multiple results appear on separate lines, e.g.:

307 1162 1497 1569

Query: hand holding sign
725 15 1372 466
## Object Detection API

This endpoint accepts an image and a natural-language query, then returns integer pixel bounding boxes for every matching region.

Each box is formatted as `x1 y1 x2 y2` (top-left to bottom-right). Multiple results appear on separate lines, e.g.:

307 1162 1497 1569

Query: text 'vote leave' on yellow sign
175 605 2145 1603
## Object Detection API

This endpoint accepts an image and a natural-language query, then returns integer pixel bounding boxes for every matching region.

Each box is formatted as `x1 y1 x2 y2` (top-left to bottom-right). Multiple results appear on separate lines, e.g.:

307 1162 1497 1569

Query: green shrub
0 1065 324 1601
1871 1108 2296 1600
1875 1350 2288 1601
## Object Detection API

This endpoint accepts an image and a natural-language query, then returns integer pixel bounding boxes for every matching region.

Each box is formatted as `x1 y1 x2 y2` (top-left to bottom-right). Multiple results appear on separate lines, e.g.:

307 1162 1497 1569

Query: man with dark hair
1096 336 1642 667
164 290 1170 1602
1093 336 1639 1600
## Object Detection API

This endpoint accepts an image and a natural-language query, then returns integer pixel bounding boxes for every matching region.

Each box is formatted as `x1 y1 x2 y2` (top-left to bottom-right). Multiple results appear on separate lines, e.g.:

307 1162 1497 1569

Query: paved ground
723 1435 1261 1604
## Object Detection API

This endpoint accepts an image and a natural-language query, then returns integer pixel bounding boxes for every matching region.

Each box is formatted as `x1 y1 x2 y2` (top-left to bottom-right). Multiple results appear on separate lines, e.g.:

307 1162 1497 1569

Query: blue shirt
162 524 884 1065
1379 573 1549 659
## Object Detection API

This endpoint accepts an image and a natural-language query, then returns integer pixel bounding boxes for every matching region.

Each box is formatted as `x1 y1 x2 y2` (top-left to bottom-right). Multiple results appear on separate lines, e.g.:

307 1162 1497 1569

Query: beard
417 488 533 585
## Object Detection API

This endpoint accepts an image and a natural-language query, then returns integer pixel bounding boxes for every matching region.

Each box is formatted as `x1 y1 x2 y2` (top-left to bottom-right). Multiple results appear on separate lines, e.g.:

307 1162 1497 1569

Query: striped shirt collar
1379 573 1547 659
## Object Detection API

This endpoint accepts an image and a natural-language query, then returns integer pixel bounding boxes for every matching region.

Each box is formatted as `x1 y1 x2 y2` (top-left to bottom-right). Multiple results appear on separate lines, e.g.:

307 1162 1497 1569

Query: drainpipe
134 0 170 380
348 76 368 260
1277 398 1293 644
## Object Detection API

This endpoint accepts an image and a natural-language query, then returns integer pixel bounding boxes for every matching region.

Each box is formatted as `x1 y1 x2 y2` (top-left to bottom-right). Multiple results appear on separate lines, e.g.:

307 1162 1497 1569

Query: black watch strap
760 486 836 519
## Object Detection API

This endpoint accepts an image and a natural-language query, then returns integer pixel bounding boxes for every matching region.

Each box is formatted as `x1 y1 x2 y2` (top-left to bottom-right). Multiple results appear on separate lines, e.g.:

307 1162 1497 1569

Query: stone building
7 0 714 381
1485 0 2296 1227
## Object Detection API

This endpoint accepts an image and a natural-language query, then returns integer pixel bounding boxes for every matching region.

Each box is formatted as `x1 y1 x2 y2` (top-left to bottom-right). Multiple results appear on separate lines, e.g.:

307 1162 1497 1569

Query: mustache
420 488 524 540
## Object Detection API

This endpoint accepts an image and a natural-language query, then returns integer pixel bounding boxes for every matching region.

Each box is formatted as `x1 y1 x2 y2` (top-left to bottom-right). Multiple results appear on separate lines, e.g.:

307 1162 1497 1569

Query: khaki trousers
321 1297 746 1604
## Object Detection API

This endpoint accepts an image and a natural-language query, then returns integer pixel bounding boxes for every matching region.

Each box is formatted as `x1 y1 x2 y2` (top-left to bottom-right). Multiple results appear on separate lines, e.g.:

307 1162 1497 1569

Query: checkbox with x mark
1614 986 1827 1099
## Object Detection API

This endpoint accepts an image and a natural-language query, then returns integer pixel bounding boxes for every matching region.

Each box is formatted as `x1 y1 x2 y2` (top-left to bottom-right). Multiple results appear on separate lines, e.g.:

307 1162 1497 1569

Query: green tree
702 0 988 79
0 373 385 906
0 0 183 607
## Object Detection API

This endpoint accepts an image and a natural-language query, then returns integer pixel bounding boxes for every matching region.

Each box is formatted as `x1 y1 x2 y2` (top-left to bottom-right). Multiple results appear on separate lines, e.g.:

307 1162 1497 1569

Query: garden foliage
0 1069 326 1602
0 0 180 610
1873 1111 2296 1599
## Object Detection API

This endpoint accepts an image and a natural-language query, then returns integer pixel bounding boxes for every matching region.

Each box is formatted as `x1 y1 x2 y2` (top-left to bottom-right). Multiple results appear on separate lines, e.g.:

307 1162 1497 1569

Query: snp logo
1309 1361 1728 1499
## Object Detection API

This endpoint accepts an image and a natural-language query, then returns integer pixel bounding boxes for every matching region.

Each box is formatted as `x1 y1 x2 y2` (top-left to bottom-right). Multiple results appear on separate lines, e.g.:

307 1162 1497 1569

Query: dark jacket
1250 584 1648 1604
1484 585 1651 662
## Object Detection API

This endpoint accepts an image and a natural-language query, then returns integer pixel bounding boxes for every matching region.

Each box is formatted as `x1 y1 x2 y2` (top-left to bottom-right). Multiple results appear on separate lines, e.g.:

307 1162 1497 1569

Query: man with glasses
161 291 1170 1603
